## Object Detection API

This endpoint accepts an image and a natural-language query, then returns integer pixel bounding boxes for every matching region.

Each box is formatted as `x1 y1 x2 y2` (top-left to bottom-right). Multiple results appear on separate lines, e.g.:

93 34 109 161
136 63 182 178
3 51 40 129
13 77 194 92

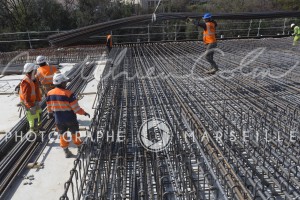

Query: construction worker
35 55 58 96
188 13 219 74
291 23 300 46
19 63 42 135
106 33 113 53
46 73 90 158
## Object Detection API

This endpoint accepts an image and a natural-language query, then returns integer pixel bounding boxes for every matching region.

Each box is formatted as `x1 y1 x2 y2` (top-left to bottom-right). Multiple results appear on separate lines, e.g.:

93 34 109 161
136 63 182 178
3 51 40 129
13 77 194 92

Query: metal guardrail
0 17 297 47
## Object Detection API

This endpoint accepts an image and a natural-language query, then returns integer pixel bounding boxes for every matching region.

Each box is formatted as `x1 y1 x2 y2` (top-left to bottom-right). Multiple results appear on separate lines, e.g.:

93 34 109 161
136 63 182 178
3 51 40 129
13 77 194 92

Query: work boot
205 68 218 74
63 148 73 158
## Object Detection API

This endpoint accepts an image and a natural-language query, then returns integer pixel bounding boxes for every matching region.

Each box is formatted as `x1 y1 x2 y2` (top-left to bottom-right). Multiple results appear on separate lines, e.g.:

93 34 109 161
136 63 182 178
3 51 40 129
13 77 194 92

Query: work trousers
56 122 82 149
107 46 112 53
293 35 300 46
205 42 219 70
26 108 42 131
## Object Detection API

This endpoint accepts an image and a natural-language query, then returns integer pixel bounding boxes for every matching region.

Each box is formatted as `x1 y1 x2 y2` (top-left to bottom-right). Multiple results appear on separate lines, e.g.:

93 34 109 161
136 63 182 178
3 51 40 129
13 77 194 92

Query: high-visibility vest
294 26 300 36
203 22 217 44
106 35 112 47
20 76 36 108
47 87 85 124
36 65 57 85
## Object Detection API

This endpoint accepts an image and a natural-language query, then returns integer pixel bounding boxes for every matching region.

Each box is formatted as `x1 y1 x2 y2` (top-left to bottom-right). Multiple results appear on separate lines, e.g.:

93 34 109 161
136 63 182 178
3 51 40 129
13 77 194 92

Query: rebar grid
0 45 105 66
0 59 98 199
62 37 300 200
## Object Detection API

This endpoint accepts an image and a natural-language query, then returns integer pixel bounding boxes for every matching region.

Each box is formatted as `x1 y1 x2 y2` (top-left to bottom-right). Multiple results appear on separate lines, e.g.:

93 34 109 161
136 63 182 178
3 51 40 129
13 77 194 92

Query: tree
187 0 300 13
168 0 190 12
106 2 135 20
0 0 36 31
0 0 76 32
76 0 110 27
35 0 76 31
274 0 300 11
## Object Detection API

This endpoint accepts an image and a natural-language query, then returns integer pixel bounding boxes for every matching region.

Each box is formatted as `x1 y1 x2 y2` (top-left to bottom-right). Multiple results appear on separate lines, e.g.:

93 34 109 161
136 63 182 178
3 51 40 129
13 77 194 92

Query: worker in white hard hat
35 55 58 95
291 23 300 46
19 63 42 135
46 73 90 158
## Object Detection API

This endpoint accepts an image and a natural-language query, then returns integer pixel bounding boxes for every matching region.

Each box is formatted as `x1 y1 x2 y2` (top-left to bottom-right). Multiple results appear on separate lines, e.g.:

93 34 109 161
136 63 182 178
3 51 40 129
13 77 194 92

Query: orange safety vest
203 22 217 44
106 35 112 47
20 76 36 109
36 65 57 85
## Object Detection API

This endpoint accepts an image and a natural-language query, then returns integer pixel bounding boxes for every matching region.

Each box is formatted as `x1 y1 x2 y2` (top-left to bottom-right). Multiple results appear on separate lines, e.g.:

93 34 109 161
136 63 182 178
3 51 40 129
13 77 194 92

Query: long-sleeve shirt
193 20 218 30
19 75 42 108
36 65 58 85
106 35 112 47
294 26 300 36
46 87 86 124
193 20 217 44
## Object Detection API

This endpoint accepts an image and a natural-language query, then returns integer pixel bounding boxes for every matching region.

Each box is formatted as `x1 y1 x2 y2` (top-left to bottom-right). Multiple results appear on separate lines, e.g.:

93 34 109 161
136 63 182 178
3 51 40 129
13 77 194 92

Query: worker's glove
14 84 20 94
47 113 54 120
29 106 37 115
84 112 90 118
292 33 295 36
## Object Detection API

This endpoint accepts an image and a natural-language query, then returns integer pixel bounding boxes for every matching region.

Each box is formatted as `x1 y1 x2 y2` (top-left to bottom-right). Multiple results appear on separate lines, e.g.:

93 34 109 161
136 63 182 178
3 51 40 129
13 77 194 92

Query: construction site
0 12 300 200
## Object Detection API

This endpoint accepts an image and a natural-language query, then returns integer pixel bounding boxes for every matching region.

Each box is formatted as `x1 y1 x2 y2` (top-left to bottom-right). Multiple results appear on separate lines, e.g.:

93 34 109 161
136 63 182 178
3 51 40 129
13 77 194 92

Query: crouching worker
46 73 90 158
19 63 42 138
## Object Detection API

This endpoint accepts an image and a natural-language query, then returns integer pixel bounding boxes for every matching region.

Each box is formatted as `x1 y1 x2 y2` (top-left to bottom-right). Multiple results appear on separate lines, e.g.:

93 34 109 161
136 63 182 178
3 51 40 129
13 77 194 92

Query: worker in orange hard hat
19 63 42 135
35 55 58 96
106 33 113 53
46 73 90 158
188 13 219 74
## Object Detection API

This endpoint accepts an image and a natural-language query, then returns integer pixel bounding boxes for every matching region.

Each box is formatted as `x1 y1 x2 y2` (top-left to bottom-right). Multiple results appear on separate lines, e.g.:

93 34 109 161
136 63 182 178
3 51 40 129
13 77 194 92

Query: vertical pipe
148 24 150 42
247 20 252 37
283 18 287 35
175 23 177 41
257 19 262 37
27 31 32 49
162 24 165 41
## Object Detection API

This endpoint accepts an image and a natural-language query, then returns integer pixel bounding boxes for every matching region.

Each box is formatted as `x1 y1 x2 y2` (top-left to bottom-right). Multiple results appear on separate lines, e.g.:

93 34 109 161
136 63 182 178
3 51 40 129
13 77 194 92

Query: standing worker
188 13 219 74
106 33 113 53
291 23 300 46
19 63 42 136
35 55 58 95
46 73 90 158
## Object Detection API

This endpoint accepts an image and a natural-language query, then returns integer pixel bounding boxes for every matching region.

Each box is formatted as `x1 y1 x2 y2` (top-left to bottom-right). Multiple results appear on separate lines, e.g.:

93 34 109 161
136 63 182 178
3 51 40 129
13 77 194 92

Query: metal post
247 20 252 37
148 24 150 42
27 31 32 49
283 18 287 35
162 25 165 41
257 19 262 37
175 23 177 41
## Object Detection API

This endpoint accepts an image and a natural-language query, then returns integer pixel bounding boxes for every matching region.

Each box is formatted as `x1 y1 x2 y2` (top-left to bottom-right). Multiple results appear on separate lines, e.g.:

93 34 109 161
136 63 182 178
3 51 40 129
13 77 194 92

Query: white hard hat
291 23 296 28
53 73 69 85
36 55 47 65
23 63 35 73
